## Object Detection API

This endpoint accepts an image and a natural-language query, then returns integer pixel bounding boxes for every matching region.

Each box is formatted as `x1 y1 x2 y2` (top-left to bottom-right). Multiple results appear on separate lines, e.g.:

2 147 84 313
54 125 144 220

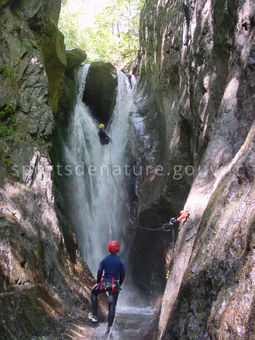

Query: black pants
91 283 119 328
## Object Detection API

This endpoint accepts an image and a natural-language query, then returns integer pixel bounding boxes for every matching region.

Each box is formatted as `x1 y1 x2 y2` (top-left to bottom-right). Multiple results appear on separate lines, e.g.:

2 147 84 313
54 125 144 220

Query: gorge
0 0 255 339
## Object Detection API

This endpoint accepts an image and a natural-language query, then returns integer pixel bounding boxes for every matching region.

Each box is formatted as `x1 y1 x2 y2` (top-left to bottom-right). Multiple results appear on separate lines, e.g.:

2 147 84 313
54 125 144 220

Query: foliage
0 0 9 6
0 66 16 85
0 103 14 120
0 104 16 137
23 40 37 55
1 152 12 167
38 139 46 148
0 125 14 137
59 0 144 67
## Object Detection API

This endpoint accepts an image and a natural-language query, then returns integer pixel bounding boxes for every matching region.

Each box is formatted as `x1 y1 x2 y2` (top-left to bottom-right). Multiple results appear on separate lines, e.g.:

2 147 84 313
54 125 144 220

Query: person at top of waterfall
98 124 110 145
88 240 125 335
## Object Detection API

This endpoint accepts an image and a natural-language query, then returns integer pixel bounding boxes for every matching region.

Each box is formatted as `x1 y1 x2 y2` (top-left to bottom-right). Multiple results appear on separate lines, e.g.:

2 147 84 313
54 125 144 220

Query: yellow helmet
99 124 105 130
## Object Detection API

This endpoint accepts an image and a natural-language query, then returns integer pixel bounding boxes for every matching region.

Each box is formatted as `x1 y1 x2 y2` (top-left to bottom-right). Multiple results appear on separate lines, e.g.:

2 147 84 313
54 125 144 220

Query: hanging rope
108 143 122 200
107 141 190 251
106 315 116 340
103 198 113 240
133 220 175 232
132 213 190 233
107 151 191 236
106 112 114 134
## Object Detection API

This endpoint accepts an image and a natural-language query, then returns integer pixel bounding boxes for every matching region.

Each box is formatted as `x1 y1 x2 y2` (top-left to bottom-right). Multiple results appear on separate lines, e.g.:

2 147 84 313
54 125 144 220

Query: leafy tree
58 0 144 67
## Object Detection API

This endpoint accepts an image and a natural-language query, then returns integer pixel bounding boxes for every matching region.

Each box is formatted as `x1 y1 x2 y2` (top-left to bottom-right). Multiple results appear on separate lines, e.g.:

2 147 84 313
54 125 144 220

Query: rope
133 220 176 232
106 110 115 136
107 140 190 248
133 220 175 245
132 216 190 254
108 144 122 201
103 198 112 239
134 223 169 232
106 316 116 340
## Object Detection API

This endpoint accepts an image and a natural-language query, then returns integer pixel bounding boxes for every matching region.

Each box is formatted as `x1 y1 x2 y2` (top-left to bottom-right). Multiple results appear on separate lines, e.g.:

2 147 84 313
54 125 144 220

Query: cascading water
65 64 134 276
64 64 154 338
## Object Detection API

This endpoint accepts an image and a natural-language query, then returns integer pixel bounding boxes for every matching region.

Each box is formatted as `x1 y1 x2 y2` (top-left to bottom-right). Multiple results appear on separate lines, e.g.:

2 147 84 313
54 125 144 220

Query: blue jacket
97 253 125 284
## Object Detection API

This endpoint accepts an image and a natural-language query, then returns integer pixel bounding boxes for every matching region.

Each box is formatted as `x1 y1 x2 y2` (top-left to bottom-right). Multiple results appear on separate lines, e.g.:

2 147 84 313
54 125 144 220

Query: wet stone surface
93 310 155 340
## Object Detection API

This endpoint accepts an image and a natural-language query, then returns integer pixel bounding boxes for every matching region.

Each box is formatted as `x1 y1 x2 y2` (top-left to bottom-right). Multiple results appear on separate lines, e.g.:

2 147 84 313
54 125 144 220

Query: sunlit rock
135 0 255 339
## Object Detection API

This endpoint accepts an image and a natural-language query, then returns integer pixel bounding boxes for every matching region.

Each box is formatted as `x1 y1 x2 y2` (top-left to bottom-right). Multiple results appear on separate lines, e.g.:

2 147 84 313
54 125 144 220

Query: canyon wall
0 1 95 338
135 0 255 338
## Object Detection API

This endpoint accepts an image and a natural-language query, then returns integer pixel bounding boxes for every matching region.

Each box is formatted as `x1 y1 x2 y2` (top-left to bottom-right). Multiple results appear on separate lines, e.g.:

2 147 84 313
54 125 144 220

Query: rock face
0 1 97 338
0 152 95 338
134 0 255 338
66 48 87 80
57 48 87 127
82 61 118 125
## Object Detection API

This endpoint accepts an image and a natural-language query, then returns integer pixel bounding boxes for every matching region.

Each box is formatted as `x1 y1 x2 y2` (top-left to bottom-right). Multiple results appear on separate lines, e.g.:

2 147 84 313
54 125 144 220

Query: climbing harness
99 277 118 292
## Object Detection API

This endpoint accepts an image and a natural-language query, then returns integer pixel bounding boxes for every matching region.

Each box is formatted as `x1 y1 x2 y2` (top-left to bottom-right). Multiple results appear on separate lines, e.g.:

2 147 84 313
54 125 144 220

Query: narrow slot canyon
0 0 255 339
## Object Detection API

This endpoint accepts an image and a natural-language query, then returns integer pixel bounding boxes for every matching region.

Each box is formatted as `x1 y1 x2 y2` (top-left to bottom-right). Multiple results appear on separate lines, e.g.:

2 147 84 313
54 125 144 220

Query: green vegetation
59 0 144 67
1 152 12 167
0 103 14 119
0 104 16 137
16 132 27 141
0 125 13 137
0 66 16 85
0 0 9 6
38 139 46 148
23 40 37 55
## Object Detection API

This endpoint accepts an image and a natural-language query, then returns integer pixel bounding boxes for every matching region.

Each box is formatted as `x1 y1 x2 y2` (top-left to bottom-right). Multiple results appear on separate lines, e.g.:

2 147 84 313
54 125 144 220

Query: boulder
65 48 87 80
82 61 117 125
53 49 86 127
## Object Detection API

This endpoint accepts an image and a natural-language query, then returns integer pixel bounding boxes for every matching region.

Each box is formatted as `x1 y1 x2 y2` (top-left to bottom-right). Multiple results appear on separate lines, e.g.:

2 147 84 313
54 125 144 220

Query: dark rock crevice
82 61 118 126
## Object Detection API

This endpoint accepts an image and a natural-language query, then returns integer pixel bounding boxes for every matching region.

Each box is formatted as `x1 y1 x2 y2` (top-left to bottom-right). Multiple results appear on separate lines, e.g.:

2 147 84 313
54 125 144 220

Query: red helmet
108 240 120 253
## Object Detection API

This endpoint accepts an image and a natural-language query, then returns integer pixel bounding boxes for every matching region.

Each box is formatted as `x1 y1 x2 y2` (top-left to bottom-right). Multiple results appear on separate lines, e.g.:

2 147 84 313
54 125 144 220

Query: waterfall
65 64 135 276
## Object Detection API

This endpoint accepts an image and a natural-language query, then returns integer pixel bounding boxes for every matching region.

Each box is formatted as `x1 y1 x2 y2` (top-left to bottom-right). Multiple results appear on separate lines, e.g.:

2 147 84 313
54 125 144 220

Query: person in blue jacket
88 240 125 334
98 124 111 145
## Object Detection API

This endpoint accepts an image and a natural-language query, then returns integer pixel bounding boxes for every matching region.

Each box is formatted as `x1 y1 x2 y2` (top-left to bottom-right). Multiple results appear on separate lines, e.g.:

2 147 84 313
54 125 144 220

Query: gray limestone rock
0 1 96 338
135 0 255 338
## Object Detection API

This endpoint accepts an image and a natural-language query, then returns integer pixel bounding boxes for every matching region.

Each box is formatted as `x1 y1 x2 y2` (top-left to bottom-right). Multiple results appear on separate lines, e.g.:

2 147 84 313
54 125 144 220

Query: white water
65 64 136 276
64 65 156 339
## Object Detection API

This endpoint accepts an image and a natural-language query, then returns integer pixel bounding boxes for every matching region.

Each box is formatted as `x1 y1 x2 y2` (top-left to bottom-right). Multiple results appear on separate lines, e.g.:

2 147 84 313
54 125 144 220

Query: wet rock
65 48 87 81
82 61 117 125
42 22 66 115
56 48 87 127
